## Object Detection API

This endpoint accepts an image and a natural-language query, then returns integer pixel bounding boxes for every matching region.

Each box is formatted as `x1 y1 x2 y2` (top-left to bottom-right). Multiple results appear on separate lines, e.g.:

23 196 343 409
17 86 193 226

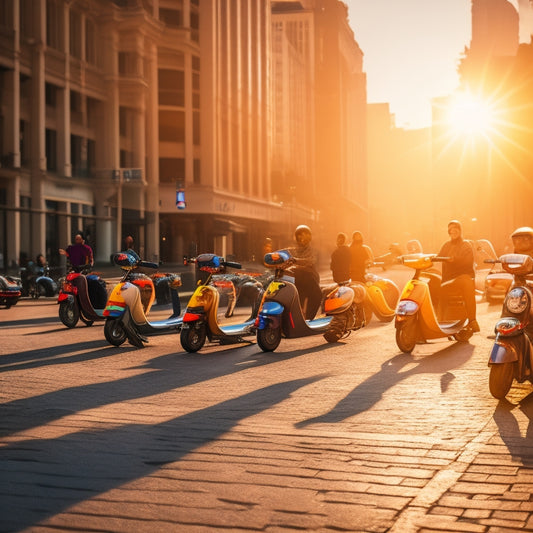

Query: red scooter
57 267 109 327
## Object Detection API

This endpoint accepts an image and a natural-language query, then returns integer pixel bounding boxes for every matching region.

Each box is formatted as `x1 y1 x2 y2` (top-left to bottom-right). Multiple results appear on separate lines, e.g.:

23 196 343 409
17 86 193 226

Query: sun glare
446 92 495 138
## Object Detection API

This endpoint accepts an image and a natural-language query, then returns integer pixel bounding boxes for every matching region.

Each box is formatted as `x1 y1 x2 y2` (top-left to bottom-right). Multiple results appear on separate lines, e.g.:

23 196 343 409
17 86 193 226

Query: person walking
330 232 351 283
349 231 374 282
59 232 94 272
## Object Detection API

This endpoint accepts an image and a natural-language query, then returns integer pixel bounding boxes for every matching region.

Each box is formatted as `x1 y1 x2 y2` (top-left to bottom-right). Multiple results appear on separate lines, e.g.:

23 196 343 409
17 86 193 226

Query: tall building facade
0 0 367 271
0 0 278 270
271 0 368 246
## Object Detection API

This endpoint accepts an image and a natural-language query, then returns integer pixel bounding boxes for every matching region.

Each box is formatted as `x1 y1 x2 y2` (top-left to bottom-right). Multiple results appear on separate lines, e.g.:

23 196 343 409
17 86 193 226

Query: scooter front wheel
489 362 515 399
59 300 80 328
104 318 127 346
257 326 281 352
181 323 207 353
396 321 417 353
324 314 347 343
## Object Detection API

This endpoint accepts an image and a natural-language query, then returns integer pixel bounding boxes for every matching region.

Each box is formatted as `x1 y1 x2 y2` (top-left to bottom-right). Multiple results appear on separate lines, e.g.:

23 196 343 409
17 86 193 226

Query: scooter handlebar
222 260 242 269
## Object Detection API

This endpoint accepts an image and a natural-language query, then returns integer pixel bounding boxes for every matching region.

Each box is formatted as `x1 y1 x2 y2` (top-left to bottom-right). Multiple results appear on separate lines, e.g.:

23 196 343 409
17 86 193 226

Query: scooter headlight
505 287 529 314
396 299 419 316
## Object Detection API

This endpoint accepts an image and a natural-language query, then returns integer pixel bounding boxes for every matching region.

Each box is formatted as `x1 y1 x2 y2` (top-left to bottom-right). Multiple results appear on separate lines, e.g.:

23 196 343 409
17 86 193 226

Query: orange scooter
360 269 400 323
394 253 473 353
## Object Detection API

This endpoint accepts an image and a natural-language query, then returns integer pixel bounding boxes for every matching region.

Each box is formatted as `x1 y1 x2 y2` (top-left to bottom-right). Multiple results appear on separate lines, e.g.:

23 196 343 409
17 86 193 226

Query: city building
0 0 367 272
271 0 368 249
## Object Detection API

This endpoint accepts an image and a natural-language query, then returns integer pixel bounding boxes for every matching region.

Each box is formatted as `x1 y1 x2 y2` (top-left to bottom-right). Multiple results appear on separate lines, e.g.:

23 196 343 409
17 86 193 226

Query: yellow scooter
395 253 473 353
360 270 400 323
180 254 263 353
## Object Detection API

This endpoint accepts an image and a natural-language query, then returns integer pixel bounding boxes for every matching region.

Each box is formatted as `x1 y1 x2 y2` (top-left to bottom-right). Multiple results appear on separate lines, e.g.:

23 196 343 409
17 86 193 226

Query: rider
290 225 322 320
511 227 533 257
349 231 374 282
438 219 479 332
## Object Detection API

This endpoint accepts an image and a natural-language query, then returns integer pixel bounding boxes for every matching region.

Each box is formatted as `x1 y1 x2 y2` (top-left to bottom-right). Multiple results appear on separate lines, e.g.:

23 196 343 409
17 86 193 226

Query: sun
446 91 496 139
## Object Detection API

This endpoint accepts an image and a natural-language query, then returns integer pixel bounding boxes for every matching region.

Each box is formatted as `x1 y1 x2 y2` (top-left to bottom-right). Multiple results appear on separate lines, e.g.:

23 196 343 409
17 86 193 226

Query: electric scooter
395 253 473 353
20 263 58 298
179 254 263 353
255 250 365 352
486 253 533 399
0 274 22 308
103 252 183 347
360 269 400 323
57 267 110 328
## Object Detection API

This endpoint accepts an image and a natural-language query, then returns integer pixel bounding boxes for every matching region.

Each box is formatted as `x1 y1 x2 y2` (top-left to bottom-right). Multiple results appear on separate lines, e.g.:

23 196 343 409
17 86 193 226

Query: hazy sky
345 0 473 129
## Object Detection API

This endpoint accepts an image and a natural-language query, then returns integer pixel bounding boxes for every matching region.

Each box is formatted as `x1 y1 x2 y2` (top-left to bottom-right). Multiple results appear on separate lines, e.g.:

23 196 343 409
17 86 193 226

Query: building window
71 135 88 177
159 6 182 28
158 69 184 107
120 149 134 168
20 120 30 167
46 0 62 51
45 129 57 172
20 0 34 40
45 83 57 107
118 52 137 76
159 158 185 183
69 9 82 59
85 18 97 65
0 1 14 30
193 111 200 145
159 111 185 142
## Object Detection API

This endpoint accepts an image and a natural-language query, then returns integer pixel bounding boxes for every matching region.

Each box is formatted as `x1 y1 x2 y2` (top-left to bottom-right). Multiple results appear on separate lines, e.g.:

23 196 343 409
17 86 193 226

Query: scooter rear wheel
181 323 207 353
489 362 514 399
104 318 127 346
396 320 417 353
59 300 79 328
257 326 281 352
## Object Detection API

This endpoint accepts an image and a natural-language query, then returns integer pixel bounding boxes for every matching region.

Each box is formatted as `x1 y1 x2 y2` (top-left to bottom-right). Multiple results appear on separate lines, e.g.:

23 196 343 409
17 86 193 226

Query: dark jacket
330 245 351 283
438 238 475 282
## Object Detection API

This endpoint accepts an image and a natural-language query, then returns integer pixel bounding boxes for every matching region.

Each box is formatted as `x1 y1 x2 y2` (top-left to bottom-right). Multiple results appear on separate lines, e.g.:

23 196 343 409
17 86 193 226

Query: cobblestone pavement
1 293 533 532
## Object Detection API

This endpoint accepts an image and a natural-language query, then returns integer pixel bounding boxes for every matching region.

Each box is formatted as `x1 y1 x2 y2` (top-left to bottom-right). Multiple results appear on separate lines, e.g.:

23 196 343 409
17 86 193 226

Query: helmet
511 226 533 239
294 225 311 238
511 226 533 253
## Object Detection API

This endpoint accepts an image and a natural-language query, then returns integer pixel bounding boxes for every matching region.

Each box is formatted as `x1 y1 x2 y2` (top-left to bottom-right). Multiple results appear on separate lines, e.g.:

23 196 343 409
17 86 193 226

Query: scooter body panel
71 274 104 321
398 278 467 340
106 281 182 333
260 280 333 338
366 283 396 319
184 283 255 339
35 275 58 296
